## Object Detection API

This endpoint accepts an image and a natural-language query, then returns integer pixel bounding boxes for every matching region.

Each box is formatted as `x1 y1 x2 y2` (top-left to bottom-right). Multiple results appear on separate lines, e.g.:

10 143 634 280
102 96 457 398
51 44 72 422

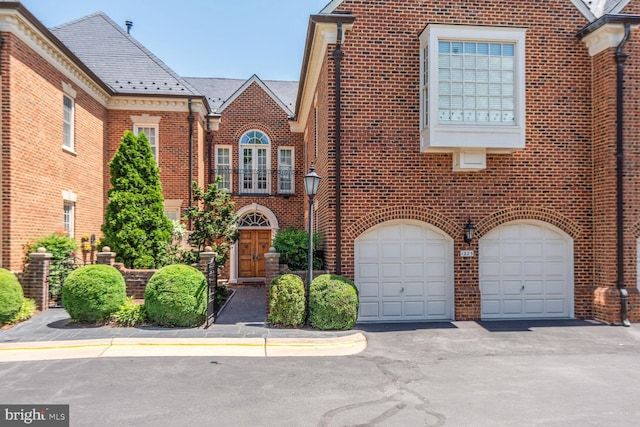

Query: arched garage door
355 221 454 321
480 221 574 319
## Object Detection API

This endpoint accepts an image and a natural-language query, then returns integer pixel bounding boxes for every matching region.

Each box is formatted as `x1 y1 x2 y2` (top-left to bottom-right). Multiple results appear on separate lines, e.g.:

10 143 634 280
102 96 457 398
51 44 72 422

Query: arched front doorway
230 204 279 283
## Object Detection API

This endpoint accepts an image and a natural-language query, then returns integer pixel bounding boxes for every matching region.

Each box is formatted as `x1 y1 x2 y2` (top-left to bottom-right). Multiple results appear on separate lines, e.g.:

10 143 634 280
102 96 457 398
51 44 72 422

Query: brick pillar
96 247 116 266
198 247 217 278
264 247 280 316
21 248 53 311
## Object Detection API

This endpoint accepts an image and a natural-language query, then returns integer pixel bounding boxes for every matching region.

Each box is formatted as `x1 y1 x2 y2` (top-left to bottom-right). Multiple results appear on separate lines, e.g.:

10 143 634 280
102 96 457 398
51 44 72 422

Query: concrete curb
0 333 367 361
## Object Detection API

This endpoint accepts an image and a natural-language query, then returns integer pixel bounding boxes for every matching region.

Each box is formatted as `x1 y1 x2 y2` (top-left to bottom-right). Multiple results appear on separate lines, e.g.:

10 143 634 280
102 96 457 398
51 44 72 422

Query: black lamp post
463 218 476 245
304 166 321 295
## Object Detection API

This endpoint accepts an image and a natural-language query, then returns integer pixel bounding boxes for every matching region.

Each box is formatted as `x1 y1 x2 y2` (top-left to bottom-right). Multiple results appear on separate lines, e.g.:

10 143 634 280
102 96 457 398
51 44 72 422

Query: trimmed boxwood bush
144 264 207 327
0 269 24 324
267 274 305 327
62 265 127 323
309 274 359 330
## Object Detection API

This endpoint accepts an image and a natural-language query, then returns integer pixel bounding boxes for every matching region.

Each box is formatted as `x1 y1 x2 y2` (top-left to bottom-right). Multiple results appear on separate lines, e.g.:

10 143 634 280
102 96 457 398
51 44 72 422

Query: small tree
102 131 173 268
183 179 239 265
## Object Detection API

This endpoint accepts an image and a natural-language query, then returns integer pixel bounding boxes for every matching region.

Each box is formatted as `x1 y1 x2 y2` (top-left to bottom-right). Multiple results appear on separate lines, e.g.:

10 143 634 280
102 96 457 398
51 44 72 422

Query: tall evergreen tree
102 131 172 268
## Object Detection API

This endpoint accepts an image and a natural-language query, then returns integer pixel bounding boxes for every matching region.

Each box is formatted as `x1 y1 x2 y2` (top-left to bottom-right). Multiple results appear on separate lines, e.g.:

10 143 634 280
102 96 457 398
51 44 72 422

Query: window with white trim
278 147 294 194
134 125 158 162
420 25 526 160
215 146 232 192
239 130 270 194
164 199 182 222
63 94 74 151
63 201 75 238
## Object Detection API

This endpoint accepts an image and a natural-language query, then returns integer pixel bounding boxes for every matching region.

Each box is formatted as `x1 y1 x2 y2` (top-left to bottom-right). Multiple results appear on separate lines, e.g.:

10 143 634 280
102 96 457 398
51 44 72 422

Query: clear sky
19 0 332 81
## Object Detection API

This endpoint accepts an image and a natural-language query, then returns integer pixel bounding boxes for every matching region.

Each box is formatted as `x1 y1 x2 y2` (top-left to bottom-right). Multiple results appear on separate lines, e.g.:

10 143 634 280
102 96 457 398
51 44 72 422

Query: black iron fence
49 256 94 308
205 257 218 328
212 168 301 195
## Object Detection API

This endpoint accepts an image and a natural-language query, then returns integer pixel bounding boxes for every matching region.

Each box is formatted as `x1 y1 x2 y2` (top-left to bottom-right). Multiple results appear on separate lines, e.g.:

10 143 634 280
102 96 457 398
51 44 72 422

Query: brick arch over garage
476 207 582 239
345 206 459 241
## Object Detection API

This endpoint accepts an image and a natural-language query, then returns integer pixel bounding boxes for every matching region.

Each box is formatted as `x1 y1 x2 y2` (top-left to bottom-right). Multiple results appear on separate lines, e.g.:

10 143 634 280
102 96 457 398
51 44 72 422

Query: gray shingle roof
184 77 298 114
50 12 200 97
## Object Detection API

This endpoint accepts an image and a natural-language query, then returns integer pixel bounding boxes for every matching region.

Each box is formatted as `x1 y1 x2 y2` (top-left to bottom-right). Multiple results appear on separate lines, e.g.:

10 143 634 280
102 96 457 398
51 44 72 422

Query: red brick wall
1 32 106 271
309 0 600 320
106 108 205 209
211 82 305 231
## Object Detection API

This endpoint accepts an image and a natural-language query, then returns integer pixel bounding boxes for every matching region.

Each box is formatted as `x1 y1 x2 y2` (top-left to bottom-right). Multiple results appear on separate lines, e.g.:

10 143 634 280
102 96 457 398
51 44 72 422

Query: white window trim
277 146 295 194
239 130 271 195
164 199 182 222
420 25 527 158
62 82 76 153
215 145 233 193
132 115 161 163
62 190 77 238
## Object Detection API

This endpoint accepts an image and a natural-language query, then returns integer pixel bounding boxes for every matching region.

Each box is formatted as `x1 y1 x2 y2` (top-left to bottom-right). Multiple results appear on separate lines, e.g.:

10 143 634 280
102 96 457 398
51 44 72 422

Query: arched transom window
240 130 270 194
238 212 271 228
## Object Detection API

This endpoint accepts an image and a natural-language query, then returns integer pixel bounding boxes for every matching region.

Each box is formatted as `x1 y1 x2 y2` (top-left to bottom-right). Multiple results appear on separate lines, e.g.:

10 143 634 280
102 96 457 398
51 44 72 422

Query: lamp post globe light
304 166 321 297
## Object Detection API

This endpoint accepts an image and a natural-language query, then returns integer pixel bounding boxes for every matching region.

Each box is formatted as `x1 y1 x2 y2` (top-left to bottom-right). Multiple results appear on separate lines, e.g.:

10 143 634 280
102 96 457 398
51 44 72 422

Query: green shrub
25 233 77 302
309 274 359 330
273 227 323 270
62 265 127 323
0 269 24 324
144 265 207 327
10 298 36 323
267 274 305 327
111 297 147 327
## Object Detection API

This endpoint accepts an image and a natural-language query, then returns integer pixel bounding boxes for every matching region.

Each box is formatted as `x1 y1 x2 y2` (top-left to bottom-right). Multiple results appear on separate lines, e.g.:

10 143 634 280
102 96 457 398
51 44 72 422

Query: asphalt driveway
1 319 639 426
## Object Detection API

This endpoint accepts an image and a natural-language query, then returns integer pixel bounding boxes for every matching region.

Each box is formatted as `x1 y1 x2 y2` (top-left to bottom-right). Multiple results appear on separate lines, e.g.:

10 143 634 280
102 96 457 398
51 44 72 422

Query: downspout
615 23 631 327
334 22 344 275
188 98 194 229
206 115 213 185
0 35 3 268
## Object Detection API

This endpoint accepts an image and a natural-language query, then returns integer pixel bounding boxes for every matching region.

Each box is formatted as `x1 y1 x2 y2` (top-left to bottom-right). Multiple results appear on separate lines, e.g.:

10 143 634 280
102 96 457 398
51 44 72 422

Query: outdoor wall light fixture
304 165 322 296
464 218 476 245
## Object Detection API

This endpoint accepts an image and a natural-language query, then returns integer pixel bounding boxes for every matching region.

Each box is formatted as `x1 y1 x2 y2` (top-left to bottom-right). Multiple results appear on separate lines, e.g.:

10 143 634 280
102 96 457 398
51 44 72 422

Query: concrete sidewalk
0 286 366 360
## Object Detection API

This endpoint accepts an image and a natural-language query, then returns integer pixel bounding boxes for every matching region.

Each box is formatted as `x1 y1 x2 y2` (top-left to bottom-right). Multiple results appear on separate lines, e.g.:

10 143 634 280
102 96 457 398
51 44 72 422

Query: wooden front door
238 230 271 278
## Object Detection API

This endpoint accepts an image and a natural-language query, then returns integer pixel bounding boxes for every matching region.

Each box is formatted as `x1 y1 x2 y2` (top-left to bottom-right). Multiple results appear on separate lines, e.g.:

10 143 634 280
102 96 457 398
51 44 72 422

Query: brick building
292 0 640 324
0 0 639 324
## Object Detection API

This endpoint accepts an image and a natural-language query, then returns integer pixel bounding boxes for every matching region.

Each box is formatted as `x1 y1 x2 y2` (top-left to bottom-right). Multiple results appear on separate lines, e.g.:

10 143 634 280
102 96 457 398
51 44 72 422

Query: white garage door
355 221 453 321
480 222 574 319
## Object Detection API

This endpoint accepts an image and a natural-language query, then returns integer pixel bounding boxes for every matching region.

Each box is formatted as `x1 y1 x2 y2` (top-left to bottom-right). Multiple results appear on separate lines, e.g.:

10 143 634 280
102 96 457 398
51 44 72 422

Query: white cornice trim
209 117 221 131
320 0 345 14
571 0 596 22
609 0 631 15
290 21 353 133
0 10 110 106
581 22 639 56
109 97 208 118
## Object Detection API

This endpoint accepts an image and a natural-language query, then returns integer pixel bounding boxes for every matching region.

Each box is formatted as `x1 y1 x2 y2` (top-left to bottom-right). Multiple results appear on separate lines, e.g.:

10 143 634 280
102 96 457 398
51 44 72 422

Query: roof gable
185 75 297 116
50 12 200 97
